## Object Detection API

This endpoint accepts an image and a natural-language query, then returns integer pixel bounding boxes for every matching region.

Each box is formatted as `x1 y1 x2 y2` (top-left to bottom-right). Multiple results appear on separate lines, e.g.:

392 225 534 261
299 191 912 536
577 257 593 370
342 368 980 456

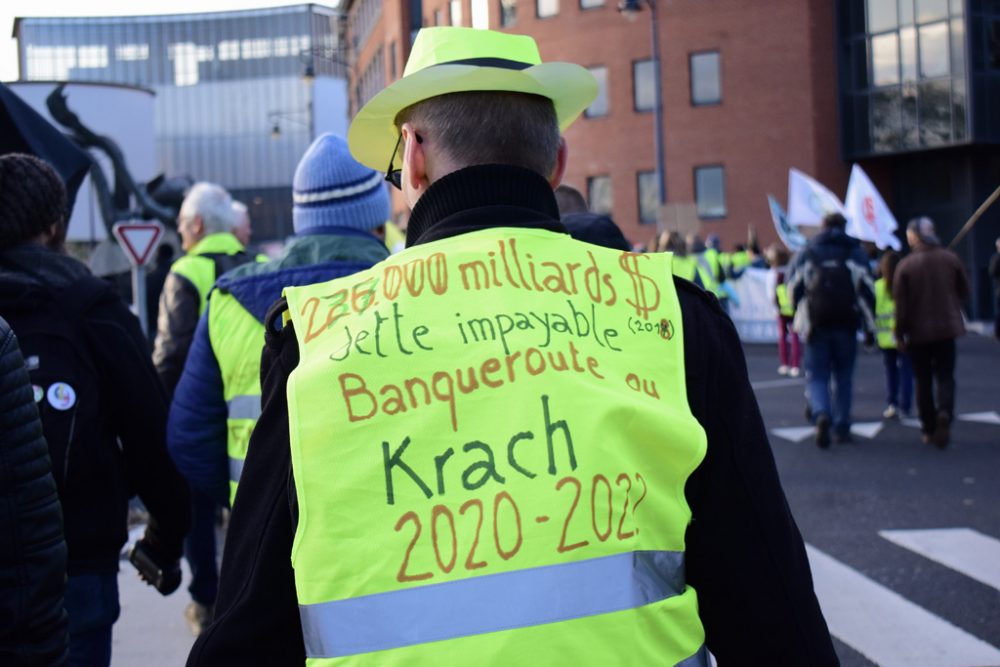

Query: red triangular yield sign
113 221 164 267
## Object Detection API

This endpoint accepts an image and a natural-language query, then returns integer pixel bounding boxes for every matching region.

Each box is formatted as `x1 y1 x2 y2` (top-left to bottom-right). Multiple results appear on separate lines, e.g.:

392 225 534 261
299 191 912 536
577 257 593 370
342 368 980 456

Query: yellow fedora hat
347 27 598 171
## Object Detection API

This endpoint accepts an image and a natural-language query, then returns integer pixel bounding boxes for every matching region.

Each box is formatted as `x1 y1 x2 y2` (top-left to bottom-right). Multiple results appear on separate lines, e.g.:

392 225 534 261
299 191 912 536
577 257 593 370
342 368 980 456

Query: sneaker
789 367 801 378
883 404 898 419
932 410 950 448
778 365 789 376
833 430 853 444
184 601 215 637
815 415 831 449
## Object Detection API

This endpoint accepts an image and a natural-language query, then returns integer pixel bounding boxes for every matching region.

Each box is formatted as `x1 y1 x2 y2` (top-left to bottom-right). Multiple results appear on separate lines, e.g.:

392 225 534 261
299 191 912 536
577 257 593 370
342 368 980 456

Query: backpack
805 247 858 328
2 279 117 493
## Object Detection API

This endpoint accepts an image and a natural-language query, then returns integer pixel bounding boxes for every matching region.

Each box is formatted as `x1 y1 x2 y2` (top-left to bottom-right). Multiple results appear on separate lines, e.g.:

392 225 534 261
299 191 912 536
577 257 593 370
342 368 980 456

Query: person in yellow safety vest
168 131 391 506
660 231 697 282
875 250 912 419
152 181 263 636
727 243 750 279
766 244 801 377
189 27 838 667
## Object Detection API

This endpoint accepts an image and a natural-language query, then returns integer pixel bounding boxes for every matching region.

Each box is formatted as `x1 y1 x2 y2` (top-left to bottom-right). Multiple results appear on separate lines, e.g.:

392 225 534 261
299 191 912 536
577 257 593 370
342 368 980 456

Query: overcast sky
1 0 335 82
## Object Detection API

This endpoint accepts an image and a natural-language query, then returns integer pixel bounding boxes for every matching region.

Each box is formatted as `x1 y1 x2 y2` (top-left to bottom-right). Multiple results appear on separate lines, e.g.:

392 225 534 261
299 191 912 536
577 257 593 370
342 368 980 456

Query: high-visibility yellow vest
730 250 750 271
171 233 252 316
875 277 896 350
207 290 263 505
284 228 708 666
776 283 794 318
694 250 723 296
672 254 697 282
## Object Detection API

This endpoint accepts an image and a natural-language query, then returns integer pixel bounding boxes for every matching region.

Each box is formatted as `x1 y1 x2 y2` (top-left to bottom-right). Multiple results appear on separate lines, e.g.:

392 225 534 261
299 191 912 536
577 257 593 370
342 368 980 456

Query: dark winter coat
894 242 970 345
0 244 190 575
0 316 69 666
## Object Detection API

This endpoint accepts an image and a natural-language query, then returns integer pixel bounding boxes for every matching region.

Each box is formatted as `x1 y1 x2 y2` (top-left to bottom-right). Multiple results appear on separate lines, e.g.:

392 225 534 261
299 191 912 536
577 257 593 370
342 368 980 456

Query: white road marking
880 528 1000 593
901 417 923 429
750 377 805 390
806 544 1000 667
957 411 1000 426
851 421 884 439
770 426 815 443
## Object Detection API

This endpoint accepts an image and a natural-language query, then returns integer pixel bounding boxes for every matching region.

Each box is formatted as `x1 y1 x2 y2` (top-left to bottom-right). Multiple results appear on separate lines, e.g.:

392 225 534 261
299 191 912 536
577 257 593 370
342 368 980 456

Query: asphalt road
749 333 1000 667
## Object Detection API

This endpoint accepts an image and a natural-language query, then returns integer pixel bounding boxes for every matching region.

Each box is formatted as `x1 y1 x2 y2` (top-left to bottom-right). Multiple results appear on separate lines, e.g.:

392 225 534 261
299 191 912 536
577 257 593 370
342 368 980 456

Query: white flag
767 195 807 252
844 164 902 250
787 168 845 227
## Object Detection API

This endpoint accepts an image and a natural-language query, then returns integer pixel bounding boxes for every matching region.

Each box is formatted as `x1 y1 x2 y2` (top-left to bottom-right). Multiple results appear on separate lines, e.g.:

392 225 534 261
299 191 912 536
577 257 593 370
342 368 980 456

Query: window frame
584 65 609 118
693 164 727 220
586 174 612 215
688 49 722 106
636 170 659 225
632 58 655 113
536 0 559 20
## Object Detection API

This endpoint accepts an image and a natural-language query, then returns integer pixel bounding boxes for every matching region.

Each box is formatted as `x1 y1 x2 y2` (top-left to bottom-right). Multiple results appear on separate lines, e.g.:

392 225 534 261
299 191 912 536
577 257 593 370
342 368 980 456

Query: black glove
129 537 182 596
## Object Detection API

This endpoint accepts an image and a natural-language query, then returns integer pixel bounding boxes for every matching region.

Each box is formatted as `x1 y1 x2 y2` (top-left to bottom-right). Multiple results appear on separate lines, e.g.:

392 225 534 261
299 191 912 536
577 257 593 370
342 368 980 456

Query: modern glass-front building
14 4 349 240
837 0 1000 318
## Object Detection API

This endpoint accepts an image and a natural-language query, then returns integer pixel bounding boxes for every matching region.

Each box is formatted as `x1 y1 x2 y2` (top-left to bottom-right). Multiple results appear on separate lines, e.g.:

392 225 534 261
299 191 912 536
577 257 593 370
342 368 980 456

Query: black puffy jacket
0 316 69 666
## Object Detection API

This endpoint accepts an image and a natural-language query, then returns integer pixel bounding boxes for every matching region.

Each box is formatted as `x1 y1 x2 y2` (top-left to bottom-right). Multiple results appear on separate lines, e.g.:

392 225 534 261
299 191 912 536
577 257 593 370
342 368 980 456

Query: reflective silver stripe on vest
675 645 710 667
227 394 261 421
300 549 685 659
228 457 244 484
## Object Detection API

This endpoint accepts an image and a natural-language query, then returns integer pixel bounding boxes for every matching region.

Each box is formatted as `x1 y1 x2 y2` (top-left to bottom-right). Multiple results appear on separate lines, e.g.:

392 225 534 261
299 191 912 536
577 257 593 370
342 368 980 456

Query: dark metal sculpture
45 84 192 234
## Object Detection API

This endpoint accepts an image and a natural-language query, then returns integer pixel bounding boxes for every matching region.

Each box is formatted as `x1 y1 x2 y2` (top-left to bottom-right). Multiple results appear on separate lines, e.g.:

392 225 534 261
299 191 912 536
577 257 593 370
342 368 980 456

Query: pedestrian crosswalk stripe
770 426 815 443
805 544 1000 667
880 528 1000 593
850 421 883 439
957 411 1000 426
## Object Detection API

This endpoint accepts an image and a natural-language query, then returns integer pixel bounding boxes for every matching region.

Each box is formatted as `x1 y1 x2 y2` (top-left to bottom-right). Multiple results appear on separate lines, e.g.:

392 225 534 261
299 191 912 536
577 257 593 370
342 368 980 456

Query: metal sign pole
133 264 149 338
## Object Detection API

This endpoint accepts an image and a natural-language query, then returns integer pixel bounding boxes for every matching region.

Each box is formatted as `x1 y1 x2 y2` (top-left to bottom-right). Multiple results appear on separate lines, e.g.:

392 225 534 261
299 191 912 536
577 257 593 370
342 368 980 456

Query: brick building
344 0 1000 317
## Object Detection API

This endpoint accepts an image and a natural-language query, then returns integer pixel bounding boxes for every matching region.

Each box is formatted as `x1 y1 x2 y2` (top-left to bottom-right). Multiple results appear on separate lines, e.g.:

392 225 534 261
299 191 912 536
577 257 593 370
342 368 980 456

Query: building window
501 0 517 26
587 175 612 214
435 8 444 24
585 66 609 117
633 59 655 111
115 44 149 61
472 0 490 29
77 46 109 69
389 41 397 80
867 0 898 33
637 171 659 224
580 0 604 8
694 166 726 218
537 0 559 19
918 21 949 78
871 32 900 86
451 0 464 25
689 51 720 105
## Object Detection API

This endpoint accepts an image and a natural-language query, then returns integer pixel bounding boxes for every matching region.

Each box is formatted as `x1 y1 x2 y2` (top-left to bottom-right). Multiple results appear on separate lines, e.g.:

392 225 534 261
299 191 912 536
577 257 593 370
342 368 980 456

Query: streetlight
267 109 310 140
619 0 666 209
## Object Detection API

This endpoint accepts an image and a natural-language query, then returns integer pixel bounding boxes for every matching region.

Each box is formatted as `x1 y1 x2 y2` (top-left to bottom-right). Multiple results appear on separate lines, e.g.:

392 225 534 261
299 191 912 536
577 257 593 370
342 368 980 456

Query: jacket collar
188 232 246 256
405 164 566 247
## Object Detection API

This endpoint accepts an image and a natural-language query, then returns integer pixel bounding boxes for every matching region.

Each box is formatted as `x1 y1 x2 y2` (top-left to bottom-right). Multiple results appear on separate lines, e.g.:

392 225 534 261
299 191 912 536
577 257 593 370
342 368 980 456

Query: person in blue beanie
165 133 390 628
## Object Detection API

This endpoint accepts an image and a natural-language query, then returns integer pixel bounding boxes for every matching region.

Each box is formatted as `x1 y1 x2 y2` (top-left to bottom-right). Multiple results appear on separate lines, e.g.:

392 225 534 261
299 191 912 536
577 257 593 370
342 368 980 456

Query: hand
129 538 182 596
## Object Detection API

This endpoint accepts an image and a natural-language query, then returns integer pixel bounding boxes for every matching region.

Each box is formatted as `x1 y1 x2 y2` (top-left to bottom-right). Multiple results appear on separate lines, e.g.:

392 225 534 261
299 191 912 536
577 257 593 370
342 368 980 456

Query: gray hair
231 200 248 221
179 182 235 234
396 91 560 179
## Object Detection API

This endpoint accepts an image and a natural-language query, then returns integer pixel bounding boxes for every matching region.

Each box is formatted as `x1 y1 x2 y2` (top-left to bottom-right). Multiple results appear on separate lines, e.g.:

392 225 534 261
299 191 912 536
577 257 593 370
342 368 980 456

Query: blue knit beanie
293 133 390 234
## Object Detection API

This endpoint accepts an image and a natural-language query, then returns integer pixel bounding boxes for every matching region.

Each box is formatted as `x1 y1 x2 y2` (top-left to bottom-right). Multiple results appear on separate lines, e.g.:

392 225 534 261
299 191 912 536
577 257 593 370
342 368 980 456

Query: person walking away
767 244 801 377
0 154 190 667
875 250 912 419
153 182 261 636
894 217 970 447
662 232 697 282
187 27 837 667
990 237 1000 340
789 212 876 447
168 133 391 508
0 316 69 666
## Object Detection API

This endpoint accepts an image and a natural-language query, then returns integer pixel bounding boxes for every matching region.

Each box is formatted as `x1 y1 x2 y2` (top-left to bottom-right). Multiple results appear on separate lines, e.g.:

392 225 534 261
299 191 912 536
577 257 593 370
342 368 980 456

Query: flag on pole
767 195 807 252
787 168 845 227
844 164 902 250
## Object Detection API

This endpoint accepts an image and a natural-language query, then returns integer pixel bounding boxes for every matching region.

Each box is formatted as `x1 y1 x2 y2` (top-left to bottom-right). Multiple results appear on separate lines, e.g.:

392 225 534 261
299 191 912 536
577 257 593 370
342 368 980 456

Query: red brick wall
348 0 848 248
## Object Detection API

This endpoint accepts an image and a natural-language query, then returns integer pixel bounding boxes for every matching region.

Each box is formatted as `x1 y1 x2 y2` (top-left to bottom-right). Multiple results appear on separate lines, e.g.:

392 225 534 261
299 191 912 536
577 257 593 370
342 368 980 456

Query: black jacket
189 166 838 666
0 245 190 575
0 316 69 666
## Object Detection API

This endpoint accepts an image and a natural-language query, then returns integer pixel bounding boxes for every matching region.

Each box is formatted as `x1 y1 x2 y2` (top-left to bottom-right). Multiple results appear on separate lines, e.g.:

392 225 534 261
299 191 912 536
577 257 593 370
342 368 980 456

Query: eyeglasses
384 131 423 190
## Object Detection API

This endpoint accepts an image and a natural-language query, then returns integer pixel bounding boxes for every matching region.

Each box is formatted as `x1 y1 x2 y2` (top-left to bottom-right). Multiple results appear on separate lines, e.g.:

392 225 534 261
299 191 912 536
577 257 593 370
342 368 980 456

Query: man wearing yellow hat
188 28 837 666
